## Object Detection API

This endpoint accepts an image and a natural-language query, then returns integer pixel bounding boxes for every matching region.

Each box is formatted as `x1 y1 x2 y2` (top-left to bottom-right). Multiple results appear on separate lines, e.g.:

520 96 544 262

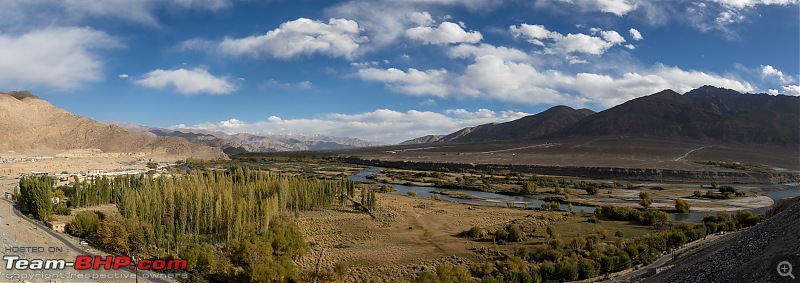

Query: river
350 167 800 222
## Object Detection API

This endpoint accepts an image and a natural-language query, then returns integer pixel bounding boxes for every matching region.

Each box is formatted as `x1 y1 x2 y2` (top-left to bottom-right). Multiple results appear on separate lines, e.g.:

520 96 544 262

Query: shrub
585 187 599 195
614 230 625 238
546 226 556 238
407 190 417 197
540 261 555 280
465 226 486 239
556 260 579 281
68 211 101 238
578 258 599 279
718 186 737 194
675 198 691 213
735 210 759 227
642 209 669 227
435 264 471 283
505 224 525 242
494 229 509 244
54 206 72 215
638 192 652 209
379 185 394 193
693 190 703 198
596 205 641 222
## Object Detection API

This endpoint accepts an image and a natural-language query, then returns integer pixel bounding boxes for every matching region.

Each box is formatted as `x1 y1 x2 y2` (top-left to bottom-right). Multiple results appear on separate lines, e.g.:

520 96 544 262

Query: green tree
522 181 536 194
18 177 54 221
68 211 100 238
546 226 557 238
638 192 652 209
435 264 471 283
505 224 525 242
578 258 599 279
97 215 130 254
675 198 691 213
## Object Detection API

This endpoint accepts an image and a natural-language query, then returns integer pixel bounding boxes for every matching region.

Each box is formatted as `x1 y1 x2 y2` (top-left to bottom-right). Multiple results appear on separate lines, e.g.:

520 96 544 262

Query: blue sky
1 0 797 144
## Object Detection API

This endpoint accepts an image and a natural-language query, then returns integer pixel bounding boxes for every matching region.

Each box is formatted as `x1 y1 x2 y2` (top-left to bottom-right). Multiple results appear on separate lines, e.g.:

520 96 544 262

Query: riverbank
351 167 799 222
340 156 800 184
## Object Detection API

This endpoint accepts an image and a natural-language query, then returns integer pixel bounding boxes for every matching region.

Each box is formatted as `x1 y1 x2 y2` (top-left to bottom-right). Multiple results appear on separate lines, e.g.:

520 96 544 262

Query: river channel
350 167 800 222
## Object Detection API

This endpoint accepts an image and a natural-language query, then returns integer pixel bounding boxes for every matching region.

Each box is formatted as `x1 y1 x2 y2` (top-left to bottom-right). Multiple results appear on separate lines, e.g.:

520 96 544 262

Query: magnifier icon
778 261 795 279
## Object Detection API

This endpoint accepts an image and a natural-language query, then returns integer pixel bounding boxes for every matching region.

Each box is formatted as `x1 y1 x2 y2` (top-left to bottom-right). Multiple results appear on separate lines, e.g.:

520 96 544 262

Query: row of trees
18 176 55 221
58 166 371 282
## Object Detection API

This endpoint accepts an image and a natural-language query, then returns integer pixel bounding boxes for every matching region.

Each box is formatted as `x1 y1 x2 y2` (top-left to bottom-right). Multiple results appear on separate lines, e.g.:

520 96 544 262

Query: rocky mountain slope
0 91 227 159
400 135 445 145
413 86 799 147
439 105 595 143
647 196 800 282
562 86 799 146
111 123 381 153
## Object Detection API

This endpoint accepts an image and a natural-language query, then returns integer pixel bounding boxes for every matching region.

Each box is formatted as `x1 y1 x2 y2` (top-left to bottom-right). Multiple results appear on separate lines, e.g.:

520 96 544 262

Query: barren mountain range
0 91 226 160
111 123 381 154
403 86 800 147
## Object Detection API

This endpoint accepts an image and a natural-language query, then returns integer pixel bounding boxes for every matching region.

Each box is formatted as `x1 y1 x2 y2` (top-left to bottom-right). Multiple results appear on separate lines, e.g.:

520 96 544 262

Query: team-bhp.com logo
4 255 187 271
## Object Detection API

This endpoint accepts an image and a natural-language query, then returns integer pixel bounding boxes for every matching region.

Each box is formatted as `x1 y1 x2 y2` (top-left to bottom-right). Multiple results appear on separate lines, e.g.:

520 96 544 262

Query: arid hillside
647 196 800 282
0 91 227 160
411 86 799 148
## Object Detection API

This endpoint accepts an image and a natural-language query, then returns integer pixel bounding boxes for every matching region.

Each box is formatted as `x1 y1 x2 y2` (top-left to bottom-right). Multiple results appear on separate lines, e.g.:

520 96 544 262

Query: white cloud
760 65 794 84
533 0 796 39
713 0 798 9
357 43 754 108
118 74 129 78
783 85 800 95
171 0 233 10
0 0 237 29
536 0 637 16
298 81 313 89
419 99 437 106
182 108 530 144
408 11 435 26
135 68 236 95
510 24 626 55
62 0 158 25
356 67 452 97
448 43 530 62
625 44 636 50
406 21 483 45
218 18 365 59
629 28 643 40
0 27 119 90
326 0 500 51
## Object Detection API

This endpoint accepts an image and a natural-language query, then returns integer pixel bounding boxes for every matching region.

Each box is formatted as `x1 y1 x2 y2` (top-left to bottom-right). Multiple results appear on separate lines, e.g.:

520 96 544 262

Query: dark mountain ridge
562 86 799 146
419 86 799 147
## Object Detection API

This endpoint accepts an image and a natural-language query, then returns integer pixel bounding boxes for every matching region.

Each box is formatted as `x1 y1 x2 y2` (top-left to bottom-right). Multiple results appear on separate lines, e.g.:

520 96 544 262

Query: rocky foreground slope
647 196 800 282
0 91 227 160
